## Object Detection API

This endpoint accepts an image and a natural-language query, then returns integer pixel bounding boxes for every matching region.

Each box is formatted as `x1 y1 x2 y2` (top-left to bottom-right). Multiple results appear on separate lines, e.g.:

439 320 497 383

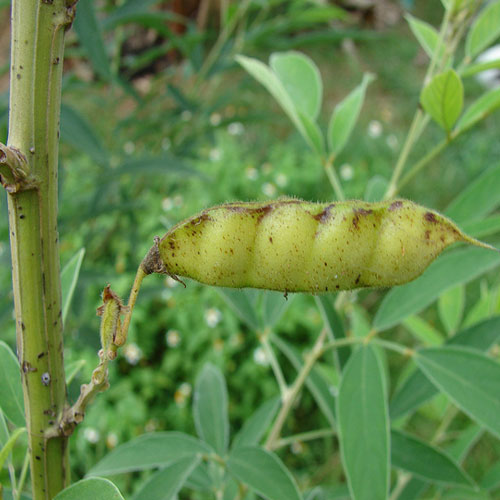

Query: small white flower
340 164 354 181
145 419 158 432
227 122 244 135
275 173 288 187
368 120 383 138
123 343 142 365
386 134 398 150
165 276 179 288
262 182 276 197
253 346 269 366
161 137 171 150
106 432 118 449
291 441 304 455
161 197 174 211
84 427 100 444
123 141 135 155
173 195 183 207
166 329 181 348
205 308 222 328
210 113 222 126
174 382 192 407
181 110 192 121
209 148 222 162
245 166 258 180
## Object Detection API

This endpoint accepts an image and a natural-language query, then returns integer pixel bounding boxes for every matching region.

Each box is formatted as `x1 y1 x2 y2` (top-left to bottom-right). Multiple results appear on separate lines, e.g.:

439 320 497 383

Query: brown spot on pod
424 212 437 223
389 200 403 211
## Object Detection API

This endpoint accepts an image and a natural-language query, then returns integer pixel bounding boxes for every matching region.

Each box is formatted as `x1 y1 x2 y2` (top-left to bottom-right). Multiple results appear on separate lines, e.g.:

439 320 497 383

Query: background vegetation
1 0 500 499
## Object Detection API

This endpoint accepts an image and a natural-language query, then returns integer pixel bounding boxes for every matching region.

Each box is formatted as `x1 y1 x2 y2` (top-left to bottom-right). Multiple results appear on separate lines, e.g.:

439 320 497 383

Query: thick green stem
6 1 76 498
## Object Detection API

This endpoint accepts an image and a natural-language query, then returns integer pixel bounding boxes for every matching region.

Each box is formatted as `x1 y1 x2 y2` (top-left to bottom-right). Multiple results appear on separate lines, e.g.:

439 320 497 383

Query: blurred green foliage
1 0 500 498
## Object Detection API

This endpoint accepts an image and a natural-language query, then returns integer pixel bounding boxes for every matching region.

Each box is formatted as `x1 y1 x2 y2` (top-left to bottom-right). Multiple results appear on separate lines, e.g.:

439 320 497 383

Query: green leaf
364 176 389 202
133 456 201 500
481 460 500 490
0 341 24 427
462 214 500 240
420 69 464 131
390 316 500 419
217 288 260 330
373 246 500 332
61 248 85 325
272 335 336 428
236 55 317 152
337 345 389 500
87 432 211 476
0 410 9 449
446 424 483 463
232 397 280 449
0 427 26 470
193 363 229 455
406 14 441 59
227 446 302 500
298 111 325 155
455 87 500 134
415 346 500 439
73 0 112 81
438 284 464 335
270 51 323 120
465 0 500 60
327 73 374 156
315 295 349 369
112 154 201 179
261 291 293 329
402 315 444 345
462 58 500 78
185 462 213 491
391 429 471 486
60 104 109 167
54 478 124 500
446 163 500 224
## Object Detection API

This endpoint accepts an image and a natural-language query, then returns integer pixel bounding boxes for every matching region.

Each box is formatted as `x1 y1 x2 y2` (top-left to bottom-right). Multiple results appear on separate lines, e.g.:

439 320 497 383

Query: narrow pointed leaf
236 55 315 151
465 0 500 59
217 288 260 330
315 295 349 369
374 246 500 332
403 315 444 345
0 427 26 470
232 396 280 449
227 446 302 500
337 345 389 500
328 73 374 155
133 456 201 500
446 163 500 224
420 69 463 131
73 0 112 81
60 104 109 166
193 363 229 455
270 51 322 120
455 87 500 134
261 291 293 329
391 429 471 486
272 335 336 428
61 248 85 325
0 341 24 427
415 346 500 438
406 14 441 58
390 316 500 418
54 478 124 500
87 432 211 476
438 284 464 335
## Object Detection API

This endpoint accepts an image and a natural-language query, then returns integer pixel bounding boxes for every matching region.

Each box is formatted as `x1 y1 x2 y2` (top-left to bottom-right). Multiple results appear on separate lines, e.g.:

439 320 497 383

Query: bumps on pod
143 198 496 293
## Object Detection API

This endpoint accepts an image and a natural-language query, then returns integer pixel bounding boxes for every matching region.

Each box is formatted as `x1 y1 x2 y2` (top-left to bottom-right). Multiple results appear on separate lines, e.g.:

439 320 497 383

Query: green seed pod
145 199 496 293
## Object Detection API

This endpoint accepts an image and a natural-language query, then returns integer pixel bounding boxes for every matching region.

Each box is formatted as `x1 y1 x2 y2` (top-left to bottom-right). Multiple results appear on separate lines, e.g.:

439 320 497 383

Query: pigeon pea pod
143 199 496 293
